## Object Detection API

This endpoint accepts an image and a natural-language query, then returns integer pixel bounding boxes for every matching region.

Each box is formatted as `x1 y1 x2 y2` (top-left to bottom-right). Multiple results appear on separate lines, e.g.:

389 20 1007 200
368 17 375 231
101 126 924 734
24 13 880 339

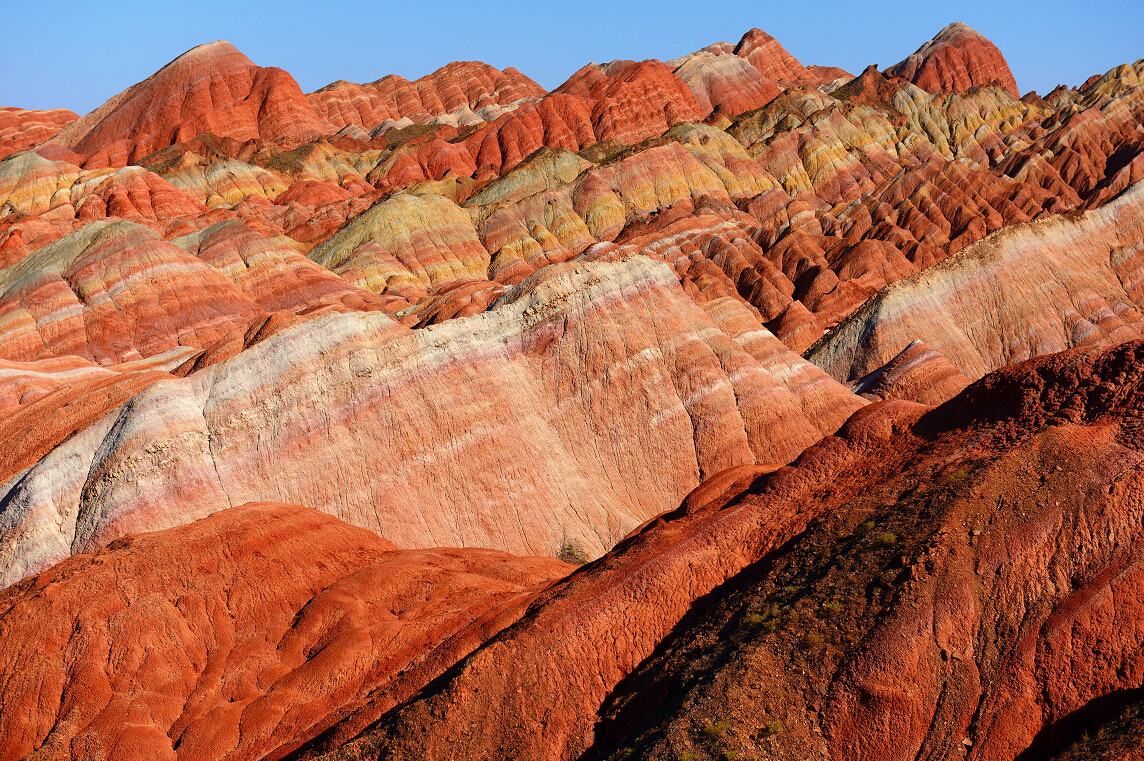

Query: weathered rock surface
0 502 570 761
850 339 970 405
0 255 864 587
0 107 78 159
2 26 1144 761
307 61 546 131
733 28 812 86
314 339 1144 761
46 42 330 167
172 220 384 314
671 50 781 116
887 22 1020 98
807 179 1144 383
553 60 708 145
0 220 263 365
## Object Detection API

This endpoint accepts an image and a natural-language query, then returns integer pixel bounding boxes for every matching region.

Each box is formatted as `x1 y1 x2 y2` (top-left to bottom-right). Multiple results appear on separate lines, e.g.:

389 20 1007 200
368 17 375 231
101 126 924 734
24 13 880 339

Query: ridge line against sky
3 0 1142 116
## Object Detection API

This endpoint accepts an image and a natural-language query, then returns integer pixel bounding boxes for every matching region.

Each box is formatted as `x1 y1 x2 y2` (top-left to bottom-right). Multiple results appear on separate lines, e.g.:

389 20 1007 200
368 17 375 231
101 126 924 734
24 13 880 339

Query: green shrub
761 719 784 737
876 532 898 546
745 603 782 633
557 539 589 565
702 719 729 740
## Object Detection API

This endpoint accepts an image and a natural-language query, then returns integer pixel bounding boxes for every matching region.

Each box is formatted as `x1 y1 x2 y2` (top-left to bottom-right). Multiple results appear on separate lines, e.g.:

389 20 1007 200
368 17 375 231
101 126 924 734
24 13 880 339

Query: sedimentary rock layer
46 42 330 167
308 61 546 131
0 256 863 587
318 339 1144 761
806 179 1144 383
0 502 570 761
887 22 1020 98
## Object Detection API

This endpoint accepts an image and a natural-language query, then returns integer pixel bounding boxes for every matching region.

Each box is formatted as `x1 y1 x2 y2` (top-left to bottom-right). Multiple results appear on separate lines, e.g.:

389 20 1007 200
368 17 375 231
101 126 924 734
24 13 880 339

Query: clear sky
3 0 1141 115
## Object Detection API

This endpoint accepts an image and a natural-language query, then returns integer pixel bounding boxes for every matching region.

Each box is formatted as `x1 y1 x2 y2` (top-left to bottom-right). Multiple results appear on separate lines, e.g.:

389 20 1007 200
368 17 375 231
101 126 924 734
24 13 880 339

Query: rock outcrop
46 42 330 167
806 179 1144 383
313 339 1144 761
1 24 1144 761
0 256 864 587
307 61 546 131
0 220 263 365
886 22 1020 98
0 502 570 761
552 59 709 144
733 28 812 85
0 107 78 159
671 50 781 116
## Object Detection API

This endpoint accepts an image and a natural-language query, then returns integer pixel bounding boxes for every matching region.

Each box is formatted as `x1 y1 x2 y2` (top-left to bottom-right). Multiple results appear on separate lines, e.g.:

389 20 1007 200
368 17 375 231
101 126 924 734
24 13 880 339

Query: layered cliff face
46 42 331 168
1 21 1144 761
6 342 1144 761
887 22 1020 98
304 340 1144 761
0 255 865 587
806 179 1144 384
0 107 78 160
0 502 572 761
307 61 546 131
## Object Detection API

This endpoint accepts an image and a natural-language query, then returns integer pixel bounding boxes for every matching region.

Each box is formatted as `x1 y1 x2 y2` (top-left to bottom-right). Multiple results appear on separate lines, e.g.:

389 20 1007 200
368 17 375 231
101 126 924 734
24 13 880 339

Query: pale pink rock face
671 50 782 116
806 180 1144 383
0 255 864 587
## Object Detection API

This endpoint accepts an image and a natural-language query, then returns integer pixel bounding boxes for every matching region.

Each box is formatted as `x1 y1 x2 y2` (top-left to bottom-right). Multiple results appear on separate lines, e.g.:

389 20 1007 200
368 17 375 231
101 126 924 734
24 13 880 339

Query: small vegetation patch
876 532 898 546
557 538 590 565
701 719 729 741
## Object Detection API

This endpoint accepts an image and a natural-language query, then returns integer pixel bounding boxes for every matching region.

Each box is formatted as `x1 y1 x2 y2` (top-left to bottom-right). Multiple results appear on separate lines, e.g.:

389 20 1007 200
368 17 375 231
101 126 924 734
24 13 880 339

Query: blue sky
3 0 1141 115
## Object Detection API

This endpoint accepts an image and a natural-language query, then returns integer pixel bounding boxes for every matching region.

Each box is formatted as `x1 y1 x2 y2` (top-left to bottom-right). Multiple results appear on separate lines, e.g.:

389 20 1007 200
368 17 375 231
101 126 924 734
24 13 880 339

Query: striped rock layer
0 255 864 587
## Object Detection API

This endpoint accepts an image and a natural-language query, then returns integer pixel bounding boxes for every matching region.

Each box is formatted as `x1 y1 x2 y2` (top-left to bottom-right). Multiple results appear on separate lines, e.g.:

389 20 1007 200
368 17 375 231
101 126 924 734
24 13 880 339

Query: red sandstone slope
886 22 1020 98
671 50 782 116
305 339 1144 761
6 340 1144 761
0 27 1142 761
0 107 78 159
0 502 571 761
0 256 866 587
553 59 709 144
307 61 546 131
45 41 331 168
733 28 812 85
0 220 264 364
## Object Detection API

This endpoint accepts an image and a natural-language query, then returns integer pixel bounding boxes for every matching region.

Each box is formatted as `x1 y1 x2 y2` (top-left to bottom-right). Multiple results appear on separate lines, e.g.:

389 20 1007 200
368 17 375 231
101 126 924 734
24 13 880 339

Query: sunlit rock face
2 25 1144 761
886 22 1021 98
